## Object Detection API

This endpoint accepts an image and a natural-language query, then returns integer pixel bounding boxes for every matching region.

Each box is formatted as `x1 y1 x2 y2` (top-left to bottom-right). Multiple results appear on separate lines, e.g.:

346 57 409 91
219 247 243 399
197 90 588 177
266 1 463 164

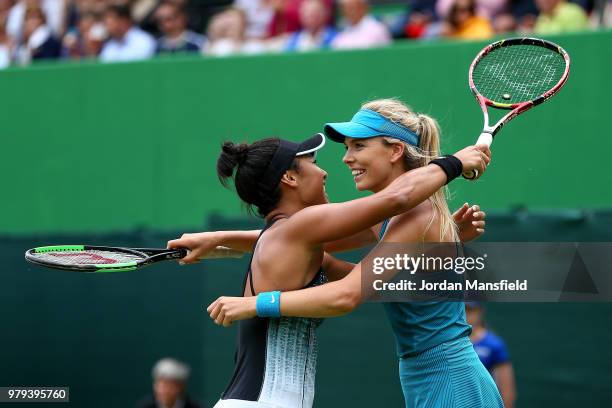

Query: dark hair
105 4 132 21
448 0 476 27
25 7 46 23
217 138 299 217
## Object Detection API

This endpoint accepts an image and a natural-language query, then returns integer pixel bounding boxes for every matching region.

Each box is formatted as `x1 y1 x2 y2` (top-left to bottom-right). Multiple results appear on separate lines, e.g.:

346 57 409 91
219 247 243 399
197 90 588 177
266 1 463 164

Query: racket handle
475 133 493 147
200 246 245 259
462 133 493 180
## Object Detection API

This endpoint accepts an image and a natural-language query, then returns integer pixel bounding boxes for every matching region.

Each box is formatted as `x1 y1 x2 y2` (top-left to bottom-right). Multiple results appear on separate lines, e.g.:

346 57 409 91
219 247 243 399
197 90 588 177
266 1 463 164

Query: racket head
25 245 186 272
469 37 570 109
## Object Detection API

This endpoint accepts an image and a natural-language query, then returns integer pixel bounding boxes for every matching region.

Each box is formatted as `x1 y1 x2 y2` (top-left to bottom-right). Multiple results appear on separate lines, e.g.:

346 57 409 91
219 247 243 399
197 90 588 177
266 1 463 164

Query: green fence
2 212 612 407
1 29 610 407
2 30 611 234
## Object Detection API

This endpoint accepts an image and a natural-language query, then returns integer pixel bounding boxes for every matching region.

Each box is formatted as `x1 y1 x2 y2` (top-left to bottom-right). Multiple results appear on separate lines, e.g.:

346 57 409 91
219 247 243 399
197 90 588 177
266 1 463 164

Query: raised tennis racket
25 245 245 273
463 37 570 179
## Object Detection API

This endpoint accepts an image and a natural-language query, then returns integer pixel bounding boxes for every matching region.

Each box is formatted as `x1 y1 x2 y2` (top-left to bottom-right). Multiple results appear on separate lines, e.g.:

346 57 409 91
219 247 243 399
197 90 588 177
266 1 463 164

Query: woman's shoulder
383 200 436 240
391 199 434 225
252 220 313 269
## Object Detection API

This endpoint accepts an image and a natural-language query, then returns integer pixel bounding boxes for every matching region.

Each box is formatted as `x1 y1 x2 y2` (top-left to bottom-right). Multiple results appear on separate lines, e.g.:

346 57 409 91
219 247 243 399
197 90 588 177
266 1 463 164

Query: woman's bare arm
171 202 485 264
167 230 261 262
207 209 429 325
282 146 489 247
322 253 356 282
174 163 444 264
171 147 488 263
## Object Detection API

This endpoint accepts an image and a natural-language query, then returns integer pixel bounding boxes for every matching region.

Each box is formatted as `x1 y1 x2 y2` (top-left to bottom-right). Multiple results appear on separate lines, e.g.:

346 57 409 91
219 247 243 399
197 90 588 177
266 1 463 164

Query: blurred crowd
0 0 608 68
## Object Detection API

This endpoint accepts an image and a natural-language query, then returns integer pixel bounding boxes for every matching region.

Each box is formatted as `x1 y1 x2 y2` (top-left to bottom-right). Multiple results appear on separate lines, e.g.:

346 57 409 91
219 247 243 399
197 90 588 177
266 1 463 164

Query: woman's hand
453 203 486 242
453 145 491 178
207 296 257 327
167 232 222 264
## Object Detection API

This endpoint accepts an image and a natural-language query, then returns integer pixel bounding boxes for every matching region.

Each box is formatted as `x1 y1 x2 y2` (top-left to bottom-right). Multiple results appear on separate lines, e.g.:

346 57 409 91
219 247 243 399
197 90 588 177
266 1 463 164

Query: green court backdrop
1 30 611 407
1 30 611 234
2 212 612 407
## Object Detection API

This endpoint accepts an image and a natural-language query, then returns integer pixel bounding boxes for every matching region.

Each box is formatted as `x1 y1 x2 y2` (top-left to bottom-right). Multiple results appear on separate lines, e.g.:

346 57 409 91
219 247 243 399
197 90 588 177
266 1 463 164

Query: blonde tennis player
203 99 503 408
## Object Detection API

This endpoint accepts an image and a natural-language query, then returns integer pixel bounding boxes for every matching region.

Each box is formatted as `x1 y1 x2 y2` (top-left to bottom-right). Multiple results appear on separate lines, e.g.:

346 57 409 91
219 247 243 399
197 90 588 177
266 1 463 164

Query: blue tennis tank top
379 219 471 358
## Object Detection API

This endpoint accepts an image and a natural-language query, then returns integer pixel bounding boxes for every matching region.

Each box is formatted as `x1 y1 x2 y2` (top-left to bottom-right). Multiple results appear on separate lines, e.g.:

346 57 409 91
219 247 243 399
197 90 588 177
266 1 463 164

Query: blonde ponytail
361 98 458 242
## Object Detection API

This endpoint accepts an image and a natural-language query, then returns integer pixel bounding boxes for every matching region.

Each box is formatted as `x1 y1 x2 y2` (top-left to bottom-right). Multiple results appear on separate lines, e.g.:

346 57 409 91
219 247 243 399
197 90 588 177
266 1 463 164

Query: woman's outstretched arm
169 203 486 264
168 226 378 264
207 210 427 326
167 230 260 262
281 146 489 248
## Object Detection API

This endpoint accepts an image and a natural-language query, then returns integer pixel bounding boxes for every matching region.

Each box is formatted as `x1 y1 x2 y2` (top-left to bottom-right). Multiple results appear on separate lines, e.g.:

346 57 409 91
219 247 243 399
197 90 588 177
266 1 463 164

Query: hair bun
217 141 249 185
222 142 249 165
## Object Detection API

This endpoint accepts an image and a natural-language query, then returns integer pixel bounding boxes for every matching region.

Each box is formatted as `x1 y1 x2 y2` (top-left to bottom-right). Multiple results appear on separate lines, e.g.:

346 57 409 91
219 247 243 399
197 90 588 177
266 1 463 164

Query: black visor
259 133 326 189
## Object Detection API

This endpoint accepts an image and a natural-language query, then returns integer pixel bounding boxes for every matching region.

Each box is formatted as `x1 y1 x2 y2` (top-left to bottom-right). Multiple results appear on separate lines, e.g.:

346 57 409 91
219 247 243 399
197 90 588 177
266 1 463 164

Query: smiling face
342 137 404 192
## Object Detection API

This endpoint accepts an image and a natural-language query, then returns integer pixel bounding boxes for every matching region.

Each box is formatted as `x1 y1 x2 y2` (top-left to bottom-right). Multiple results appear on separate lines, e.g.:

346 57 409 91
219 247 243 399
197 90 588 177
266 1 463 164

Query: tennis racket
463 37 570 179
25 245 244 273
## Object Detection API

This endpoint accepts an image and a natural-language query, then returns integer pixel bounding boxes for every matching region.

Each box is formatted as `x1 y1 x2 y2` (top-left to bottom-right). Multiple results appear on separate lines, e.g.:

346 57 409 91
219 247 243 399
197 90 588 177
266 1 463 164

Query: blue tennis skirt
399 336 504 408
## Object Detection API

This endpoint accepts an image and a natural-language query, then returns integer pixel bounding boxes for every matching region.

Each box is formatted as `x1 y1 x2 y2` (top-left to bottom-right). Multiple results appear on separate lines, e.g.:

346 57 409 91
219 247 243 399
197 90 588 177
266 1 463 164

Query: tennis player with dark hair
169 125 489 407
204 99 503 407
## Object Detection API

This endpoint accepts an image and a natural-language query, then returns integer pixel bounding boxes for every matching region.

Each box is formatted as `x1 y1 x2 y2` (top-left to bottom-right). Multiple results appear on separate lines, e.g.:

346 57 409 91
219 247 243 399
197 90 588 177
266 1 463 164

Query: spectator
403 0 437 39
132 0 191 36
62 11 107 59
99 4 156 62
284 0 336 52
7 0 65 43
466 302 516 408
591 0 612 27
234 0 274 39
14 6 61 65
534 0 589 33
500 0 539 32
136 357 201 408
437 0 509 20
64 0 108 32
267 0 333 37
204 7 265 56
331 0 391 50
442 0 494 39
0 13 12 68
491 11 517 32
155 1 205 54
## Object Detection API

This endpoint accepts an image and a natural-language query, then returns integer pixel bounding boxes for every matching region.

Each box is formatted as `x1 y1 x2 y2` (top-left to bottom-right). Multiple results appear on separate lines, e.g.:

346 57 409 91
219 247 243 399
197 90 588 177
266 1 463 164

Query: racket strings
31 250 143 266
473 44 566 104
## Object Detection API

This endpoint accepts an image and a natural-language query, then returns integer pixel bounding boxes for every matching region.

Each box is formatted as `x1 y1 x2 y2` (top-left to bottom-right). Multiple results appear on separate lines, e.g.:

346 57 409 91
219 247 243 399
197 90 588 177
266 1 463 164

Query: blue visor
324 109 420 146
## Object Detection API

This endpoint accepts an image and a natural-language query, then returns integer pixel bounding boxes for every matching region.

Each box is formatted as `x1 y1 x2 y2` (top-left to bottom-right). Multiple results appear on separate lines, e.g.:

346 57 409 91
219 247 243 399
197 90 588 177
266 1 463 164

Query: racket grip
462 133 493 180
475 133 493 147
200 246 245 259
